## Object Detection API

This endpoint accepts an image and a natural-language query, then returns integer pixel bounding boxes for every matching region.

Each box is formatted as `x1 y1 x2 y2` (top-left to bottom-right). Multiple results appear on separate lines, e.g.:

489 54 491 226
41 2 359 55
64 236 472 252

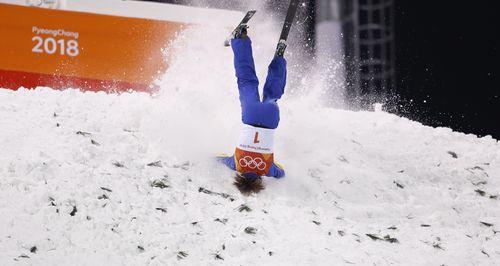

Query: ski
224 10 257 47
275 0 300 57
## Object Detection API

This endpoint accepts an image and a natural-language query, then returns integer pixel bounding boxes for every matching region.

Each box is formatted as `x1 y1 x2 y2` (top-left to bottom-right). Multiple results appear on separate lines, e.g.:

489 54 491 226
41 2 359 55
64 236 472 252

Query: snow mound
1 24 500 265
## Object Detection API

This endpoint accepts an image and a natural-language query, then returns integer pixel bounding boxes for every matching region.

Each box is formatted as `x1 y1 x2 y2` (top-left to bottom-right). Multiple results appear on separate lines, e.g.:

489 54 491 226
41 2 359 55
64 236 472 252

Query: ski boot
275 40 287 57
233 24 248 40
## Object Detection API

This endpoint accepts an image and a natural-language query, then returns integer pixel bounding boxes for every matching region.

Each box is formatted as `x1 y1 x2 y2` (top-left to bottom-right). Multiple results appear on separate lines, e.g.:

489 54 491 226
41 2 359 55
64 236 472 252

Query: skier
218 25 287 195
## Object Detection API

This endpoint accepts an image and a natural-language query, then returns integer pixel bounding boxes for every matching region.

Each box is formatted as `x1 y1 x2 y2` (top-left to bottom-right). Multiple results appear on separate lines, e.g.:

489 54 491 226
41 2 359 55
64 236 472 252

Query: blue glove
216 155 236 171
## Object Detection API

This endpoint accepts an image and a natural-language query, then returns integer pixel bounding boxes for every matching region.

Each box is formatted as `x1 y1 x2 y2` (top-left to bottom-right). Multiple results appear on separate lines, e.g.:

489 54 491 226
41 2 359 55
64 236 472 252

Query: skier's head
234 172 264 195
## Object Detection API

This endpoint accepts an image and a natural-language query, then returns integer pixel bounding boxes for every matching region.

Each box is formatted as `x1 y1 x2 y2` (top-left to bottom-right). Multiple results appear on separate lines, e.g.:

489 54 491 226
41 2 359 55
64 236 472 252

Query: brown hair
233 174 264 195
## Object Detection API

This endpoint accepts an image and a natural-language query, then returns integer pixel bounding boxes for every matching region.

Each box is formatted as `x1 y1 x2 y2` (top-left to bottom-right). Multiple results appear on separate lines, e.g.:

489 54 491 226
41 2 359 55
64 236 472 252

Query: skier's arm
267 162 285 178
231 38 259 103
216 155 236 171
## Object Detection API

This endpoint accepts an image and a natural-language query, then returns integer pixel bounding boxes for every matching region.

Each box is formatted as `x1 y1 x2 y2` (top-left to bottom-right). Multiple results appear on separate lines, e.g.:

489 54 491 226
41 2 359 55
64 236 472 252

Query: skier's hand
216 154 236 171
268 162 285 179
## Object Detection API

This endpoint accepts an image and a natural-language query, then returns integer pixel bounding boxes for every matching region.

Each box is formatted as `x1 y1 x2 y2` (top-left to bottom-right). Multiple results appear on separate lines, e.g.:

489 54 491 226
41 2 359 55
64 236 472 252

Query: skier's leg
231 35 280 129
262 57 287 102
231 38 260 104
241 101 280 129
253 56 285 129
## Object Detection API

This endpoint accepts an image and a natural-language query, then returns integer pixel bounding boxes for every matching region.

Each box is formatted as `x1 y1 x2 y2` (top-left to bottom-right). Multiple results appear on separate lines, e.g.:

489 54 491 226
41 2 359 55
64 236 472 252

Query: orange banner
0 3 186 92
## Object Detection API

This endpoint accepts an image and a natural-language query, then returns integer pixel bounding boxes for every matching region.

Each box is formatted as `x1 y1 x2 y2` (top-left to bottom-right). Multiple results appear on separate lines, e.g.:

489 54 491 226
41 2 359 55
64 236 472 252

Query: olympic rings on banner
239 156 267 171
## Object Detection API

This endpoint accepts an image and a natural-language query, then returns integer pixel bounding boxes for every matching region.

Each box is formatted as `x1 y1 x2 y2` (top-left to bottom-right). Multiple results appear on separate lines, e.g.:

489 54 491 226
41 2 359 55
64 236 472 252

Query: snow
1 19 500 266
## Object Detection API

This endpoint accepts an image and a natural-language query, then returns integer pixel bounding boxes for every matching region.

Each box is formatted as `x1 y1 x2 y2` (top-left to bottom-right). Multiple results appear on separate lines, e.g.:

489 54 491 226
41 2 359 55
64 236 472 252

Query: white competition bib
237 124 275 154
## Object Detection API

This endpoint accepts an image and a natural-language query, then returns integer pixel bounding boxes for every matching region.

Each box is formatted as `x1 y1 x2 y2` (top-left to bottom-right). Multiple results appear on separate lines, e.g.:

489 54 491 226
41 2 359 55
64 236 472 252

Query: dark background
393 1 499 138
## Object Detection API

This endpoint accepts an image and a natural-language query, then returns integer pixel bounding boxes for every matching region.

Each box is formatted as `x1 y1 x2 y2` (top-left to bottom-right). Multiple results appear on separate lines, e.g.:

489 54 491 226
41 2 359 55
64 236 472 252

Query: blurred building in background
347 0 395 108
316 0 395 109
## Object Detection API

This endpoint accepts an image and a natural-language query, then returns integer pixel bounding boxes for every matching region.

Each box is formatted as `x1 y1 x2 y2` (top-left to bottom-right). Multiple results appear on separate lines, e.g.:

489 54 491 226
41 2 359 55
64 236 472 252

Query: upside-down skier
217 25 288 195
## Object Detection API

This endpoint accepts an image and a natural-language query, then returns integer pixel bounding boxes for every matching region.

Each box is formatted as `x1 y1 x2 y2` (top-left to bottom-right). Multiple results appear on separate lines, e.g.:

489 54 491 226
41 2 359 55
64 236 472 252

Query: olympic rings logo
239 156 267 171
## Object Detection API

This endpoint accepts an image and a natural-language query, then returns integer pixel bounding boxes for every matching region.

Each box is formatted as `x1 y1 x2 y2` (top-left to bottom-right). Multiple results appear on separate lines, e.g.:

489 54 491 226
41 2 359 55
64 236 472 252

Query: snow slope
1 20 500 266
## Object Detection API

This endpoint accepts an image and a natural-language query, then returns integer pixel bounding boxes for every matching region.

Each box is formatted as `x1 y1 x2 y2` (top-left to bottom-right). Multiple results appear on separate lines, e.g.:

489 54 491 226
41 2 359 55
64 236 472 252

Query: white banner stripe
237 124 275 154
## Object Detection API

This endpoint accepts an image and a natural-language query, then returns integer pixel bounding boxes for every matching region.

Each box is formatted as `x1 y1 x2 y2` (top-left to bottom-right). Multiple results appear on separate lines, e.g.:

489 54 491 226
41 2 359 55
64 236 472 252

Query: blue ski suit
218 38 286 178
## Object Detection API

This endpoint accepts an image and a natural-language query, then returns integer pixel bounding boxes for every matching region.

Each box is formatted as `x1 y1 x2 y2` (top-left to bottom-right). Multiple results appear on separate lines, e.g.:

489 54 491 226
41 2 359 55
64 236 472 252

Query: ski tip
246 10 257 19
